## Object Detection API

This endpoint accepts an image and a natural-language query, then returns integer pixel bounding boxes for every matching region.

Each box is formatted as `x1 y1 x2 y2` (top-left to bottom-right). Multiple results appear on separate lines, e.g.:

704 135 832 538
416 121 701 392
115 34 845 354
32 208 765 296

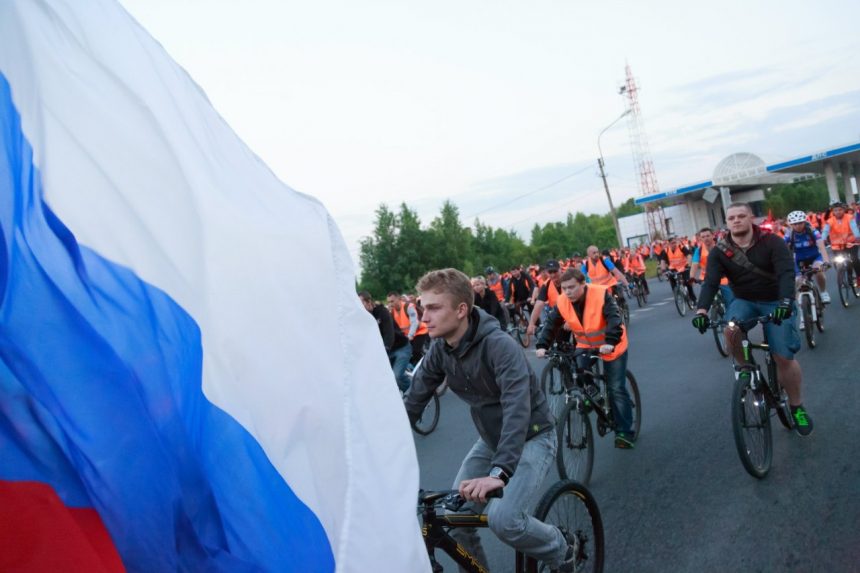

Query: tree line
358 176 839 295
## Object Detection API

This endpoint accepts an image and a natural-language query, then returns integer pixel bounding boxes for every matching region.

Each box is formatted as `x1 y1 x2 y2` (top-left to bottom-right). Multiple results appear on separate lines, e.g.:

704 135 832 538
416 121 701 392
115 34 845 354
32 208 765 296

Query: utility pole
597 109 631 249
598 156 623 248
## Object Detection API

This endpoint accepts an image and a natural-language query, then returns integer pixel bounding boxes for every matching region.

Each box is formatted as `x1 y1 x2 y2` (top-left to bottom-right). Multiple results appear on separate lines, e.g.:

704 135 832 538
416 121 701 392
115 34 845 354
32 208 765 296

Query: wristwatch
488 466 510 486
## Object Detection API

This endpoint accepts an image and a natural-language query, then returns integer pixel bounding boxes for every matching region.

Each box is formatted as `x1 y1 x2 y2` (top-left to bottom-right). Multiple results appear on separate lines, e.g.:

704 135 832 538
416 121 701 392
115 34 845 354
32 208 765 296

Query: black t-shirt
371 304 409 353
509 274 535 303
697 227 795 309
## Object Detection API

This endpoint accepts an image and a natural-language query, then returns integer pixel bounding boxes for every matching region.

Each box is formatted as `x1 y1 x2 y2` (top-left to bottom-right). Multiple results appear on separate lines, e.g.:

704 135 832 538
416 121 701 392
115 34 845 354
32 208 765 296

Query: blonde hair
416 268 474 311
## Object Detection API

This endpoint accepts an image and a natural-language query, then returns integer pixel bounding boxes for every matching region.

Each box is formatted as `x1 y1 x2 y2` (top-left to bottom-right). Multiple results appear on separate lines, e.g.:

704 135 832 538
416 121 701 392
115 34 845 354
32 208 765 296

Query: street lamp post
597 109 632 249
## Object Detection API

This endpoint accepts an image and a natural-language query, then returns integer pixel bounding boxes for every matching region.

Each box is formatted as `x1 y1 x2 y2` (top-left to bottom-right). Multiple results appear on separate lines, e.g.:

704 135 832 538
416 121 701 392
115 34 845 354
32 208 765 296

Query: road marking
635 307 655 312
663 297 674 301
654 301 669 306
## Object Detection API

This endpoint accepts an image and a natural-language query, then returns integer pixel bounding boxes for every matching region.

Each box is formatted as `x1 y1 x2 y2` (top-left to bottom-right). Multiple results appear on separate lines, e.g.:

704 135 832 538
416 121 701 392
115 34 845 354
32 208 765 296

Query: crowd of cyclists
358 198 858 572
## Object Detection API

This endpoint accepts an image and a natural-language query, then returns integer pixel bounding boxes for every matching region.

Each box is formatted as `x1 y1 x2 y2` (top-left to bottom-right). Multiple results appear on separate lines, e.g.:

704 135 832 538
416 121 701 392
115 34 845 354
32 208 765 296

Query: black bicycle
507 301 533 348
728 314 795 479
832 251 859 307
627 273 648 307
611 287 630 327
543 344 641 485
796 264 826 349
664 269 695 317
418 480 604 572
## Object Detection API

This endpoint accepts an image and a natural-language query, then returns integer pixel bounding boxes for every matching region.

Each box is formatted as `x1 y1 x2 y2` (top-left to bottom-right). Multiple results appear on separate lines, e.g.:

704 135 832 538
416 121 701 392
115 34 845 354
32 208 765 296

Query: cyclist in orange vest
359 291 412 391
535 267 636 449
659 236 697 304
527 259 566 338
625 248 650 295
388 291 430 364
581 245 630 290
821 200 860 285
485 267 506 303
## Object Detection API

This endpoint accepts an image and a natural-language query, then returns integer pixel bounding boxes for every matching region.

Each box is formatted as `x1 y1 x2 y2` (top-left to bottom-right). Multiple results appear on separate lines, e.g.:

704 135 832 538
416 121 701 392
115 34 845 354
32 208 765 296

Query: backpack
714 237 776 280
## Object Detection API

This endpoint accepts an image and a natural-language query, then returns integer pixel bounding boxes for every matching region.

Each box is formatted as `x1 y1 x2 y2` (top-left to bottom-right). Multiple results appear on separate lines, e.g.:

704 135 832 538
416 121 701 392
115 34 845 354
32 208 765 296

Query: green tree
358 203 398 295
616 197 644 217
427 200 473 273
763 177 830 218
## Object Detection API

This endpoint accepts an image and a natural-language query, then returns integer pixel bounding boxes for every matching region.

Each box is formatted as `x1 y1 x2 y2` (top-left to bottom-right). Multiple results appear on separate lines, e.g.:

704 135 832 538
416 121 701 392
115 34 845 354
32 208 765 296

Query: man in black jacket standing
358 291 412 392
691 203 812 435
404 268 577 572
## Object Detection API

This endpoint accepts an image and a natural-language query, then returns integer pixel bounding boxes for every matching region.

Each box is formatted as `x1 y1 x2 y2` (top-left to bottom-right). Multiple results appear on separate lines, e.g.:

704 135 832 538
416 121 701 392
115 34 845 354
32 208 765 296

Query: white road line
653 301 669 306
662 297 674 301
635 307 655 312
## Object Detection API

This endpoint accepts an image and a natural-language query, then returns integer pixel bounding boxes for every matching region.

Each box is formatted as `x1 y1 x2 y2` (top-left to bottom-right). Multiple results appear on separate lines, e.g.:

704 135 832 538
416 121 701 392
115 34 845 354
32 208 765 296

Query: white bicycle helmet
786 210 807 224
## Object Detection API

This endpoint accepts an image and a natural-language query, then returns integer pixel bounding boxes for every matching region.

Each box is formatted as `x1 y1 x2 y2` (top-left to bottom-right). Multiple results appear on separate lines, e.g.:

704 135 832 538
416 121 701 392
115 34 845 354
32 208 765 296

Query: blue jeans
449 431 567 571
388 344 412 392
726 298 801 359
719 285 735 308
603 351 635 435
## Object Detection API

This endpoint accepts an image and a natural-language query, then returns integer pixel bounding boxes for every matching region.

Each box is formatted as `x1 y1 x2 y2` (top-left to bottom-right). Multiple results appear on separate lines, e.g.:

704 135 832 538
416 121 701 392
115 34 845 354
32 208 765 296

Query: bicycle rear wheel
541 362 568 422
532 480 604 573
850 266 860 298
731 374 772 479
411 392 440 436
516 312 531 348
556 399 594 485
801 295 815 349
673 286 687 317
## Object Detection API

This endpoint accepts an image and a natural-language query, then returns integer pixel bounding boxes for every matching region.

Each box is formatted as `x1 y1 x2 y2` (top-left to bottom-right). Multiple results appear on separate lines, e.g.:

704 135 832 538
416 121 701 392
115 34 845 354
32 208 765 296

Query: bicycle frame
731 317 786 417
419 491 536 573
795 268 822 324
547 348 617 433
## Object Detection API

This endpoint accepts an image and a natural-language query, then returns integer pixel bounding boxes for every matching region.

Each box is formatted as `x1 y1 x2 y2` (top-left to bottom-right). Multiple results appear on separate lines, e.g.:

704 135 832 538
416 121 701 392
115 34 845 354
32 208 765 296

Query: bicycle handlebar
418 488 503 511
726 314 774 333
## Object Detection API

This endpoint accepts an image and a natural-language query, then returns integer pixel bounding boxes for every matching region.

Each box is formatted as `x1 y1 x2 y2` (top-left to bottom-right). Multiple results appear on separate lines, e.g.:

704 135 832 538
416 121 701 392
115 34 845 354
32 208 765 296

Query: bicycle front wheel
837 268 850 307
532 480 604 573
731 375 772 479
556 399 594 485
710 305 729 358
673 286 687 317
625 370 642 438
801 295 815 349
411 392 440 436
541 362 568 422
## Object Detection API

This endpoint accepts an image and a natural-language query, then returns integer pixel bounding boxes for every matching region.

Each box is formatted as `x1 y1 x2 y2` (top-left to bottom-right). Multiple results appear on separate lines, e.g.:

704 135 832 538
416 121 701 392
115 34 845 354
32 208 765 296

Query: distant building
617 142 860 245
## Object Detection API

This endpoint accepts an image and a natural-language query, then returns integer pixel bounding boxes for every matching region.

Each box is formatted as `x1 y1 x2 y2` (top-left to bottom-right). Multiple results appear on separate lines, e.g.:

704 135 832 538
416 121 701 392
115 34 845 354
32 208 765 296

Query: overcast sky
121 0 860 263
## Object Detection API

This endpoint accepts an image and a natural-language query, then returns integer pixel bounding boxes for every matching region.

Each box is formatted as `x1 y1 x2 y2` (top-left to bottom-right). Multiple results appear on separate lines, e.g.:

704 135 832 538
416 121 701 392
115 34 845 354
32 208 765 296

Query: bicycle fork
796 291 818 323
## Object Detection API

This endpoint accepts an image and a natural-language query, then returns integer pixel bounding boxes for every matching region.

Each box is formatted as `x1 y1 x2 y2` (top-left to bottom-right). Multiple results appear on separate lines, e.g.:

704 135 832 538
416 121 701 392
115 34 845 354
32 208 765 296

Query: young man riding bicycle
535 267 636 449
403 268 578 572
691 202 813 435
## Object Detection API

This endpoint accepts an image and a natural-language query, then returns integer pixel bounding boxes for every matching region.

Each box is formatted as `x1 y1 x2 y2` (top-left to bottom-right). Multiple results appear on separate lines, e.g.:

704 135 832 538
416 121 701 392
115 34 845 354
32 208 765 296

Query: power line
497 187 608 229
466 163 595 220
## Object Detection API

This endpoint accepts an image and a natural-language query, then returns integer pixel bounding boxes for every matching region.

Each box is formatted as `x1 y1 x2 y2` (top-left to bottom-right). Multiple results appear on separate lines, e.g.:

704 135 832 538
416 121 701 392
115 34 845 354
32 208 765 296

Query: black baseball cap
485 266 496 274
545 260 560 271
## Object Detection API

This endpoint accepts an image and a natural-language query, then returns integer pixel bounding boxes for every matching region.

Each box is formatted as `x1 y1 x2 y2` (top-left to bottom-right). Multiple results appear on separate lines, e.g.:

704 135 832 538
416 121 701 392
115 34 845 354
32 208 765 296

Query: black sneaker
552 528 580 573
614 432 636 449
791 405 814 436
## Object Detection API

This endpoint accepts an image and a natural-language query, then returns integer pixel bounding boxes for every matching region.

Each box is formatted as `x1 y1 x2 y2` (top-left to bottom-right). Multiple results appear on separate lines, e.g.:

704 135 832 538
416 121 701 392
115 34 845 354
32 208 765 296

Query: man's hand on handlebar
535 348 547 359
598 344 615 355
691 311 710 334
459 476 504 503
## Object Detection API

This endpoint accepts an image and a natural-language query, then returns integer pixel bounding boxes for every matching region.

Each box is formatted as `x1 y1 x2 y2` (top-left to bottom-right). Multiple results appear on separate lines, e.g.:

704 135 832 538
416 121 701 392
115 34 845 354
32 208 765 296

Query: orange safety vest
698 244 729 285
545 280 561 308
556 286 628 361
488 280 504 302
666 246 688 272
638 244 650 257
585 258 617 287
653 243 664 256
628 253 646 274
391 303 428 337
827 215 856 250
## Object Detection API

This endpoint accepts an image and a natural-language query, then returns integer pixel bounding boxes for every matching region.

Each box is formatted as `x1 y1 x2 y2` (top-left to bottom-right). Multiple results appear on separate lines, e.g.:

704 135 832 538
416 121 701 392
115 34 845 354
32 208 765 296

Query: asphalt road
412 272 860 573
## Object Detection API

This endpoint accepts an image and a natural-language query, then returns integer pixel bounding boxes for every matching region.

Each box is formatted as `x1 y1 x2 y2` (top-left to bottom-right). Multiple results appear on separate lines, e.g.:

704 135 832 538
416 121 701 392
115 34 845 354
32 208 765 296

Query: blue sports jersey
785 227 822 261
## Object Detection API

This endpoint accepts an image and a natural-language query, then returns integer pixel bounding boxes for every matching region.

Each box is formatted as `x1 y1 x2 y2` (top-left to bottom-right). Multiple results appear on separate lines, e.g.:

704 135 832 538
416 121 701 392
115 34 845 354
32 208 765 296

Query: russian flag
0 1 429 571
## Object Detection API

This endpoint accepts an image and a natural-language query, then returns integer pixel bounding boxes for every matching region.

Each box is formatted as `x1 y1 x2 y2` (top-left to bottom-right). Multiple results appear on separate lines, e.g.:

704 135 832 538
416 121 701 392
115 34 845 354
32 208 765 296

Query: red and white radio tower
620 63 667 240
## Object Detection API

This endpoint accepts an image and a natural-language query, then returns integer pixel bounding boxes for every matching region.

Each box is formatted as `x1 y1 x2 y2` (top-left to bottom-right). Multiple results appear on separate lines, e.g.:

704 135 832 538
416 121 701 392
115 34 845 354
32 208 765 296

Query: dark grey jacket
404 308 553 477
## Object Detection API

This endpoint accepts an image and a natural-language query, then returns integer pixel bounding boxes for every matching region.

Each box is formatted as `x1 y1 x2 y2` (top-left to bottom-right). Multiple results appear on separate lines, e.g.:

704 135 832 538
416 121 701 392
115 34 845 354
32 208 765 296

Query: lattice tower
621 63 667 240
